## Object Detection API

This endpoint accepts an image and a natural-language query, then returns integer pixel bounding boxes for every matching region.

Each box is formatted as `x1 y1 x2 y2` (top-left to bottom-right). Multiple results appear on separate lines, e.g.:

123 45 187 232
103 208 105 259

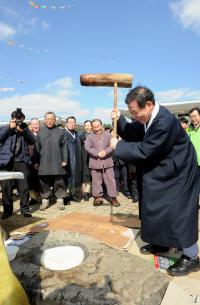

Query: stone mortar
11 231 169 305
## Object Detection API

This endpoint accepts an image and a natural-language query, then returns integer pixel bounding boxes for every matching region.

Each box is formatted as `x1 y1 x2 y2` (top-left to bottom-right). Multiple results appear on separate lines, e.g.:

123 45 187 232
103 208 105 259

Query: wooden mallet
80 73 133 138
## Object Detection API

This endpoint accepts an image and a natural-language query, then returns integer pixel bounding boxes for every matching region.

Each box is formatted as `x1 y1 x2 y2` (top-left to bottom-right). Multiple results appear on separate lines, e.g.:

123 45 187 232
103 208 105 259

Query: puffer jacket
0 125 35 167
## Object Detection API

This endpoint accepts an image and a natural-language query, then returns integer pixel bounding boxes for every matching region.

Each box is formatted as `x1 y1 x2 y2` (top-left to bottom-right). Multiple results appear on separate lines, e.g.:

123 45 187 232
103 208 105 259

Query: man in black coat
36 112 68 211
64 116 82 202
28 118 41 204
110 86 200 276
0 108 35 218
79 120 92 201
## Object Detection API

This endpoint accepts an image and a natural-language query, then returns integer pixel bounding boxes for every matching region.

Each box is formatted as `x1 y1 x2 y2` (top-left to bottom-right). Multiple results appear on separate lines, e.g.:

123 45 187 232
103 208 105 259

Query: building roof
161 100 200 115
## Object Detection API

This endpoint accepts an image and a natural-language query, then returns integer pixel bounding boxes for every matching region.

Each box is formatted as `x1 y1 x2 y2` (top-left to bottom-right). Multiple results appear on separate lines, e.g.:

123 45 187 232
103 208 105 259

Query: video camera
13 108 28 130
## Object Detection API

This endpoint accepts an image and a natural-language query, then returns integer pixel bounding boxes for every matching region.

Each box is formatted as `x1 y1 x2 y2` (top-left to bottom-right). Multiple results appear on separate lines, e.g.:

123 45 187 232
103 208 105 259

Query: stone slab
11 230 169 305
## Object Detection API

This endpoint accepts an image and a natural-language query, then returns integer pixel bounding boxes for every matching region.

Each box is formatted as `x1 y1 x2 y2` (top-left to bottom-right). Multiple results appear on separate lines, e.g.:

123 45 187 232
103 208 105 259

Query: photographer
0 108 35 218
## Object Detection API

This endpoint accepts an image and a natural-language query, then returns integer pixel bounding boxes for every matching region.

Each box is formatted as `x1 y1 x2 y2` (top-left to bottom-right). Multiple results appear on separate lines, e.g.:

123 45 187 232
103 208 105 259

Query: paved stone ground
1 192 200 304
0 192 200 262
29 193 139 220
0 193 139 233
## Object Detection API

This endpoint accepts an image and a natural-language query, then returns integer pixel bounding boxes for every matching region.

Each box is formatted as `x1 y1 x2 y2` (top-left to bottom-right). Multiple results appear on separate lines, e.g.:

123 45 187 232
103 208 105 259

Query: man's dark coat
79 131 91 183
115 106 199 248
36 125 68 176
64 129 82 188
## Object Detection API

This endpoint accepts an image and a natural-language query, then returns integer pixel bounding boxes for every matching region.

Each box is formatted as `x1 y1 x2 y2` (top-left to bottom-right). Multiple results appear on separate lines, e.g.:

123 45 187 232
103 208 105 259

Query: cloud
17 17 39 35
92 107 112 123
156 88 200 103
91 88 200 123
6 79 199 124
41 21 50 30
42 77 78 98
107 88 126 98
0 2 38 35
0 22 15 40
170 0 200 34
107 88 127 108
45 77 73 90
0 76 114 123
90 87 200 123
0 0 18 18
1 6 18 18
0 93 89 120
0 2 50 37
0 88 16 92
18 18 50 35
0 77 89 121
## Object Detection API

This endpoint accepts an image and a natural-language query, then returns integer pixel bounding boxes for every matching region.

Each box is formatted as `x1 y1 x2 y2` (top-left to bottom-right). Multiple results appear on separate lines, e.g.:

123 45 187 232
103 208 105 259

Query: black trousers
39 175 67 199
29 168 40 193
114 164 130 195
1 161 30 214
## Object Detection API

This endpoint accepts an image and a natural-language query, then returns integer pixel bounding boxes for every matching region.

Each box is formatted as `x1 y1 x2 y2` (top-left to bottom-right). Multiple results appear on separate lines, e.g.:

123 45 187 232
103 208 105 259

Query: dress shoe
110 197 120 207
167 255 200 276
71 195 82 203
93 197 103 206
123 192 132 199
83 193 90 201
21 212 32 218
127 195 132 199
64 197 71 205
1 212 12 220
132 195 139 203
140 244 169 255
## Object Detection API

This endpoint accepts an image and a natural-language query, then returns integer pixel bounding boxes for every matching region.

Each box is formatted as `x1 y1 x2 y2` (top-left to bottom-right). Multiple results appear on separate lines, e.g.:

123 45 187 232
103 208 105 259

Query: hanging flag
0 74 24 84
7 39 48 54
29 0 73 10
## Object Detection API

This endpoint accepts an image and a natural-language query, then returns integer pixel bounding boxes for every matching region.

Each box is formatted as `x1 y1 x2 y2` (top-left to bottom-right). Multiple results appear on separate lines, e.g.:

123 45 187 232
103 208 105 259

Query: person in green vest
187 108 200 167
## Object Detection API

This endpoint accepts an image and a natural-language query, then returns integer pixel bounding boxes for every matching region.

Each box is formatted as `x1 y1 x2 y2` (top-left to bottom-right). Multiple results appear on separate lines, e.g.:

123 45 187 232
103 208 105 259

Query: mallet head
80 73 133 88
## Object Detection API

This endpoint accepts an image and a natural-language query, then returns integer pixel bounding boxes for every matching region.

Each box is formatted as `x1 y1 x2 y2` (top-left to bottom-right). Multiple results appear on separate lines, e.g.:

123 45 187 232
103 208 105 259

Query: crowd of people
0 108 137 219
0 85 200 277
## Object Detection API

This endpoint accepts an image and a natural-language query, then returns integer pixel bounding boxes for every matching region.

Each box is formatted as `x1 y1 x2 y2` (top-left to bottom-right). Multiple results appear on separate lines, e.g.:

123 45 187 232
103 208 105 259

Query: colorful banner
0 74 24 84
29 1 73 10
7 39 48 54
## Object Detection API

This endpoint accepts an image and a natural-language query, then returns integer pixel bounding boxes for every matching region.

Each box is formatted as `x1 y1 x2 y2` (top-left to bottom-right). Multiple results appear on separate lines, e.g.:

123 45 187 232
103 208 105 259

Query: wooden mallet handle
113 82 118 138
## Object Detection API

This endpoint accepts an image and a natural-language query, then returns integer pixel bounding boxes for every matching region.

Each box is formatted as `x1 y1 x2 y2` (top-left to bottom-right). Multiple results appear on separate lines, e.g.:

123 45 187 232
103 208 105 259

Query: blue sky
0 0 200 122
